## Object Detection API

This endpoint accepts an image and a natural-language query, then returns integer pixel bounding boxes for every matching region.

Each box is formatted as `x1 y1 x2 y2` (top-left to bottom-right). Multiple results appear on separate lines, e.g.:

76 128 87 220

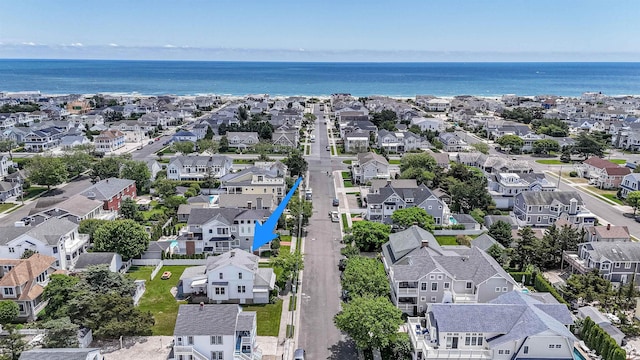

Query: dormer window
3 288 14 296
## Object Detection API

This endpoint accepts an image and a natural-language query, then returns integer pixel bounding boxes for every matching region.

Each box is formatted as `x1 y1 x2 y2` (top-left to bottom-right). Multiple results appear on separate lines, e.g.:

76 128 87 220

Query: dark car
338 258 348 271
20 217 31 225
341 289 350 302
332 198 339 206
635 216 640 223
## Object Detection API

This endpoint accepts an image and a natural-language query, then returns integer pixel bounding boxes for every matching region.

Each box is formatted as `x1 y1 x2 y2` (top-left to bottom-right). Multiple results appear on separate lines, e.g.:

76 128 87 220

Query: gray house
513 191 596 227
563 241 640 287
226 132 259 149
381 226 518 315
166 155 233 181
366 183 450 225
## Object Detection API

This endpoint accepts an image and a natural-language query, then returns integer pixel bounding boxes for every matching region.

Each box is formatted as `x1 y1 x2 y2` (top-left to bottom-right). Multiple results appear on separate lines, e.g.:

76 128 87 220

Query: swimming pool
449 216 458 225
573 347 587 360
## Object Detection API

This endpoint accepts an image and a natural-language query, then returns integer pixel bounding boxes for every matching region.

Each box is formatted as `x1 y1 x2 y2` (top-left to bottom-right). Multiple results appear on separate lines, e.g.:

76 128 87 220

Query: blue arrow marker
252 177 303 251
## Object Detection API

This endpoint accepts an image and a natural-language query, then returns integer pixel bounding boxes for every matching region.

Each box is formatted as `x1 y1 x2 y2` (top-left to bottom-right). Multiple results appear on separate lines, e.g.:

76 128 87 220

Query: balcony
562 251 590 274
397 287 418 295
407 318 491 360
173 346 208 360
454 293 476 303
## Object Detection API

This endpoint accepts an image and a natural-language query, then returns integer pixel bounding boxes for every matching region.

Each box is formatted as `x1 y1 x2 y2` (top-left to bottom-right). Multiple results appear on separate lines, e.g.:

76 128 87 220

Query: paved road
298 104 357 359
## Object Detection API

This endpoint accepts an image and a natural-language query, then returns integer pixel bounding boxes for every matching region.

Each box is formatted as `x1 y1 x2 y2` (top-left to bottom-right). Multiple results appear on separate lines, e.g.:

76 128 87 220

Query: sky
0 0 639 62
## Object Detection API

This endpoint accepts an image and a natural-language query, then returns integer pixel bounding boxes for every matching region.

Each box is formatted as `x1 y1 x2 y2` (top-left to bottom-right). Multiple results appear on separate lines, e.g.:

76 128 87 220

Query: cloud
163 44 176 48
22 42 37 46
70 42 83 47
108 43 119 47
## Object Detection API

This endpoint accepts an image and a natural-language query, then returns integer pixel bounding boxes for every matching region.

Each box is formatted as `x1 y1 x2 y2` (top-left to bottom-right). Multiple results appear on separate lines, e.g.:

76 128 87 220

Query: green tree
196 138 219 154
27 155 68 190
513 227 541 270
496 135 524 153
91 156 125 181
93 220 150 260
42 317 79 348
0 139 16 160
81 265 136 297
399 153 437 173
0 325 26 360
391 207 435 232
573 132 606 159
334 296 404 350
271 251 304 284
42 274 80 320
164 195 187 211
119 198 143 221
471 142 489 154
486 243 509 266
20 249 37 259
340 244 360 258
153 178 177 198
626 191 640 215
0 301 19 324
219 135 229 152
78 219 110 240
488 220 513 247
563 270 613 304
448 177 494 213
341 256 389 298
204 126 214 140
61 148 94 178
470 208 486 224
532 139 560 155
287 195 313 230
349 221 391 252
120 160 151 194
171 141 195 154
387 333 412 360
283 150 308 177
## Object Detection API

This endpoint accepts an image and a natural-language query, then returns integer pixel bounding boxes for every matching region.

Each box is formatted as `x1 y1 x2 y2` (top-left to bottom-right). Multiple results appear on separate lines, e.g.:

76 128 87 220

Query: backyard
127 265 189 335
243 299 283 336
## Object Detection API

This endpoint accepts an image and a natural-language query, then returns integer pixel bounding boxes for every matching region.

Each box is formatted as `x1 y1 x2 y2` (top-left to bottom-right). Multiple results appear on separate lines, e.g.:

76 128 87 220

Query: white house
173 304 261 360
19 348 104 360
178 249 275 304
351 152 390 184
94 129 125 154
167 155 233 181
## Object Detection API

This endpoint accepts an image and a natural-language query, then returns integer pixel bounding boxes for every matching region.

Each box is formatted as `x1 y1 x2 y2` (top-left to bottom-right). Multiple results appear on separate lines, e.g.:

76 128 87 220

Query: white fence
150 261 164 280
132 259 162 266
132 259 209 269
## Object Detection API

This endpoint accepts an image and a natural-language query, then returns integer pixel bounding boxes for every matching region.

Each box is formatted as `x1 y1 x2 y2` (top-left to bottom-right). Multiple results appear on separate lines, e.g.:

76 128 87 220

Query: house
513 191 596 227
343 129 370 153
59 135 91 149
619 173 640 198
218 194 275 211
167 155 233 181
72 252 123 273
483 215 519 230
450 214 480 230
438 132 467 152
411 117 444 132
0 155 14 180
108 120 149 143
24 129 59 152
226 132 259 149
0 254 57 321
271 125 299 148
0 181 22 202
173 304 260 360
425 98 450 112
429 151 450 169
192 123 211 140
0 218 88 269
471 234 504 252
351 152 390 184
584 224 630 242
94 129 125 154
366 183 450 225
28 194 112 226
487 172 556 209
579 156 630 189
178 249 275 304
19 348 103 360
180 208 272 255
381 226 518 315
377 130 426 153
576 306 625 346
219 165 286 203
146 159 162 180
172 130 199 143
563 241 640 287
407 291 575 360
140 241 173 260
80 178 137 211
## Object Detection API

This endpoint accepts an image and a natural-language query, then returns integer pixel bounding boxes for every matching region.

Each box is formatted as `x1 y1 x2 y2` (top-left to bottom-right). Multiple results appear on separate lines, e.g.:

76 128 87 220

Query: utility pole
557 166 563 188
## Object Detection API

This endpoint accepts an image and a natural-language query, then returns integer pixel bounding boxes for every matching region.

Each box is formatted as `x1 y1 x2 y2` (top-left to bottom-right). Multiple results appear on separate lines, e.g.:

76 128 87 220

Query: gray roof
369 179 417 193
367 184 438 209
206 249 258 272
80 177 135 201
147 241 172 252
255 268 275 288
218 194 274 209
382 225 440 265
236 312 256 332
179 265 206 280
168 155 231 169
19 348 101 360
580 241 640 262
43 194 103 217
188 208 271 226
188 195 212 204
520 190 584 206
174 304 241 336
0 218 78 246
435 247 516 286
357 152 388 166
484 215 518 229
74 252 118 270
451 213 477 224
471 234 504 251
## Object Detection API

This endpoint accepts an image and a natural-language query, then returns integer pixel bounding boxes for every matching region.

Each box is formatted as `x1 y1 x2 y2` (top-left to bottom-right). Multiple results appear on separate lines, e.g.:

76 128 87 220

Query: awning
191 279 207 287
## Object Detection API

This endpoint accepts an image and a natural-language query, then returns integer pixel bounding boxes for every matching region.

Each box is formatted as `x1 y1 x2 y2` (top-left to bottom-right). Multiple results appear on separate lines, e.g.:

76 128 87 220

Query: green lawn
243 299 283 336
344 180 353 187
610 159 627 165
22 186 48 200
601 194 624 205
0 203 17 213
435 236 460 246
141 206 167 221
388 159 401 165
342 160 352 165
535 159 566 165
128 265 189 335
233 159 255 164
331 147 336 156
341 171 351 179
279 235 292 244
341 213 349 231
289 295 297 311
279 245 291 254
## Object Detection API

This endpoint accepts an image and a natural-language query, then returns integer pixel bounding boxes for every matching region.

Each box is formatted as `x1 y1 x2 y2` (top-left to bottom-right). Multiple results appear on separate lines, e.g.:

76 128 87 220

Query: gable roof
206 249 259 272
174 304 242 336
0 218 78 246
583 156 621 170
357 152 388 166
73 252 119 270
382 225 441 265
580 241 640 262
520 191 583 206
471 233 504 251
80 178 135 201
19 348 101 360
187 208 271 226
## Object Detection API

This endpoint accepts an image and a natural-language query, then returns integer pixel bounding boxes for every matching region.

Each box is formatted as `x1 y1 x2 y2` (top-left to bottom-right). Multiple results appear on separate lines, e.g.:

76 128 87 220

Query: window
420 297 426 302
421 283 427 291
502 287 508 292
187 336 193 345
210 335 222 345
555 344 562 348
505 350 510 354
429 274 436 280
496 287 501 292
8 248 14 253
523 346 529 354
431 283 438 291
219 273 223 279
239 272 243 279
215 287 226 295
430 296 436 302
437 274 443 280
18 304 24 312
3 288 13 296
466 282 472 289
211 351 223 360
238 286 246 293
615 262 621 267
444 282 450 289
548 344 554 349
626 263 632 269
52 247 58 254
498 350 504 355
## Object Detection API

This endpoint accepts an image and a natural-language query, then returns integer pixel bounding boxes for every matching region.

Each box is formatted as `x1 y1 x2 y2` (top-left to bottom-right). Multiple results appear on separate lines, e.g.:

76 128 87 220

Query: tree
27 155 68 190
563 270 613 304
471 142 489 154
41 274 80 320
219 136 229 152
532 139 560 155
204 126 214 140
164 195 187 211
283 150 308 177
196 138 219 154
513 227 541 270
92 156 124 181
61 148 93 178
391 207 435 232
20 249 37 259
120 160 151 194
287 195 313 230
82 265 136 296
488 220 513 247
93 220 150 260
171 141 195 154
341 256 389 298
42 317 79 348
448 177 493 213
349 221 391 252
387 333 412 360
399 153 437 173
334 296 404 350
0 325 26 360
0 139 15 160
573 132 605 159
496 135 524 153
78 219 110 240
627 191 640 215
0 301 19 324
271 251 304 283
153 178 177 198
119 198 143 221
470 208 485 224
486 243 509 266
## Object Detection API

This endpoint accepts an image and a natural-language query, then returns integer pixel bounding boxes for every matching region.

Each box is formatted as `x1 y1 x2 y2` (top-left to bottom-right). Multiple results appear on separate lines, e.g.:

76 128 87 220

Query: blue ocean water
0 60 639 97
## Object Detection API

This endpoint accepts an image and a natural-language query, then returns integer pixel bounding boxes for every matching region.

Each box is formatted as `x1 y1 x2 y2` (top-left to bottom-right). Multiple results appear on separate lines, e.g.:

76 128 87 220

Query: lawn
141 206 167 221
602 194 624 205
343 180 353 187
128 265 189 335
279 245 291 254
243 299 283 336
342 160 352 165
341 171 351 179
610 159 627 165
341 213 349 231
0 203 17 213
535 159 566 165
233 159 255 164
331 147 336 156
388 159 401 165
279 235 292 244
22 186 48 200
435 236 460 246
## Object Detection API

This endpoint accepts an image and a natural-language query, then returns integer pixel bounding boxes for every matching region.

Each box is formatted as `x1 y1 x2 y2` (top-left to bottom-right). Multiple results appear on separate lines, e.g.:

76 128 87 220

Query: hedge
507 271 533 286
533 273 569 305
580 317 626 360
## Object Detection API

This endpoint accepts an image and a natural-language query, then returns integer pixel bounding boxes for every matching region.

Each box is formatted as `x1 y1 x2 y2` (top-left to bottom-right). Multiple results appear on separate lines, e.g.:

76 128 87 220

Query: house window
210 335 222 345
215 287 225 295
466 282 472 289
496 287 501 292
430 296 436 302
238 286 246 293
555 344 562 348
502 287 508 292
444 282 450 289
3 288 13 296
548 344 554 349
52 247 58 254
18 304 24 313
239 273 243 279
431 283 438 291
524 346 529 354
421 283 427 291
615 262 621 267
437 274 443 280
219 273 223 279
211 351 223 360
187 336 193 345
8 248 14 253
626 263 632 269
429 274 436 280
420 297 426 302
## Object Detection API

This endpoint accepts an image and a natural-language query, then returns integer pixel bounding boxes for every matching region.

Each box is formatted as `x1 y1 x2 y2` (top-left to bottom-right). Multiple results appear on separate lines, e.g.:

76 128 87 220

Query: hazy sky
1 0 638 61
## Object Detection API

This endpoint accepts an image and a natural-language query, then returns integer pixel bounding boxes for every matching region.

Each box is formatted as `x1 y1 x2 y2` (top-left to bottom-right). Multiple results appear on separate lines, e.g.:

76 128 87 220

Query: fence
433 229 485 236
150 261 164 280
132 258 209 268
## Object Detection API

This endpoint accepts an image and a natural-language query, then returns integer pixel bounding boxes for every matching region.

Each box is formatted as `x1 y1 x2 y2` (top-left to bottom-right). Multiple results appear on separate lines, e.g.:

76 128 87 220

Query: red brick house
579 156 631 189
80 178 136 211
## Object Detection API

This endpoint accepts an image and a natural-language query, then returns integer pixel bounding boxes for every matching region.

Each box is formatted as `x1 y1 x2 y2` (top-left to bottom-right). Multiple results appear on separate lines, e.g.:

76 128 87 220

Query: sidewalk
334 170 353 229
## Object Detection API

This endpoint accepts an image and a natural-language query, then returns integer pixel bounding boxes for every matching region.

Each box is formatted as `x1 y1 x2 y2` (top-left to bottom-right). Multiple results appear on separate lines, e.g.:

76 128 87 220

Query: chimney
199 302 204 311
247 201 252 209
256 197 263 210
607 223 611 231
421 239 429 248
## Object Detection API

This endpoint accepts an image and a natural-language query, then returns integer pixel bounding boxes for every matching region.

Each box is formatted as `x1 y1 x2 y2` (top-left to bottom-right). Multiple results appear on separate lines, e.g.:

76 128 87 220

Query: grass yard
341 171 351 179
609 159 627 165
331 147 336 156
344 180 353 187
342 160 352 165
0 203 17 213
243 299 283 336
341 213 349 230
602 194 624 205
535 159 567 165
233 158 255 164
141 206 167 221
128 265 189 335
279 235 292 244
22 186 48 200
388 159 401 165
435 236 461 246
584 186 624 205
289 295 297 311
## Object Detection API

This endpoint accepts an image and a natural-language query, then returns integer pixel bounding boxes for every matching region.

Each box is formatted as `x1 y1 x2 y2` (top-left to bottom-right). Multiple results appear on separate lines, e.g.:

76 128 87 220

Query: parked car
293 348 306 360
148 140 154 145
341 289 350 302
330 211 340 223
20 217 31 225
635 216 640 223
161 271 172 280
332 198 339 206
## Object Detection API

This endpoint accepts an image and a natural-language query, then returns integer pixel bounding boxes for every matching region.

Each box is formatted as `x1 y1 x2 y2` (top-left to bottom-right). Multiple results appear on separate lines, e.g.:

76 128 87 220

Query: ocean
0 59 639 97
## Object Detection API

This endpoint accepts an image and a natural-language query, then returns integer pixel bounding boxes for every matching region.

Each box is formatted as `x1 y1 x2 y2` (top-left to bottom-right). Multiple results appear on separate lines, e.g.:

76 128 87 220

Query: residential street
298 105 357 359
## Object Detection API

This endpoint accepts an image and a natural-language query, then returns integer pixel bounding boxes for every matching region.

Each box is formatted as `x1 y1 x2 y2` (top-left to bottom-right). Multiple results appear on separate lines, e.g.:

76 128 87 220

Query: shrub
533 273 568 305
569 171 578 177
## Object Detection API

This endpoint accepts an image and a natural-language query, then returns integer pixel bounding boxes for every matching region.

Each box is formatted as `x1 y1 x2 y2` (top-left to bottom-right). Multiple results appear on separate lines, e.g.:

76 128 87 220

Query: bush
508 271 533 286
569 171 578 177
533 273 568 305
